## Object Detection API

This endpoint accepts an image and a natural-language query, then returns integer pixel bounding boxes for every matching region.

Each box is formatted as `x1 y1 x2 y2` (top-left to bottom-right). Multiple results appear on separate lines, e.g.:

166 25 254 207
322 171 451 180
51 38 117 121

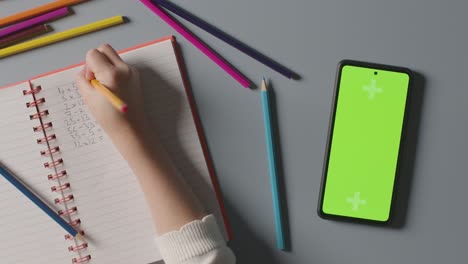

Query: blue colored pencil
261 78 285 250
0 165 83 241
151 0 298 79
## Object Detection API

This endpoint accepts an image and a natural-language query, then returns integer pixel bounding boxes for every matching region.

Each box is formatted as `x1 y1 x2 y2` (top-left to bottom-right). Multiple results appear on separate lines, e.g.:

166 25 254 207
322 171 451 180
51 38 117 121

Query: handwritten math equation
57 83 105 148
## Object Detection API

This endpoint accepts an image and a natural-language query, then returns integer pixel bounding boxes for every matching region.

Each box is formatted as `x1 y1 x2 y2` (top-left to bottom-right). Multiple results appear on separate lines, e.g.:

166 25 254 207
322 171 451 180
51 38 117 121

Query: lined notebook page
0 83 71 263
32 38 226 263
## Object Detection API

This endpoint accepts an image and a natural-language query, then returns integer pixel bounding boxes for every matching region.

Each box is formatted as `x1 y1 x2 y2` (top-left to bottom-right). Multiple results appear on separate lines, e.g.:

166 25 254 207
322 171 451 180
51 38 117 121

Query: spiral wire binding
33 121 53 132
29 110 49 120
37 134 56 144
24 83 91 262
58 207 78 216
48 170 67 180
40 146 60 156
55 194 74 204
51 182 70 192
72 255 92 263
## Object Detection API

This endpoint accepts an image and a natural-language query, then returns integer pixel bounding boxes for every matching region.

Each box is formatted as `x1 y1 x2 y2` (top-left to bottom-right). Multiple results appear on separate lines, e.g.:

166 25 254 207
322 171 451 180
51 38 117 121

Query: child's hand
76 44 147 139
77 46 207 237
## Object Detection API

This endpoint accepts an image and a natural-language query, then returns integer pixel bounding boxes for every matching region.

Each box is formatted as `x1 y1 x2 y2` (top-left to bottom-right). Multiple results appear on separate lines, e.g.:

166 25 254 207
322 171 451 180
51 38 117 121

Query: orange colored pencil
90 80 128 113
0 0 87 28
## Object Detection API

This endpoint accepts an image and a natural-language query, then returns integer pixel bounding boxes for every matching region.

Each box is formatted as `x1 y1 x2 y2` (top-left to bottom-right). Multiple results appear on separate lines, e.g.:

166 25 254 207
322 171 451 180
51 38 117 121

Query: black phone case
317 59 414 224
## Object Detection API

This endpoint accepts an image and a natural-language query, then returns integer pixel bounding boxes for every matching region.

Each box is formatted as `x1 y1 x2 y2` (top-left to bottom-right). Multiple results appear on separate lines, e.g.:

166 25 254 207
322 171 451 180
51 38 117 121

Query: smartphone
318 60 413 223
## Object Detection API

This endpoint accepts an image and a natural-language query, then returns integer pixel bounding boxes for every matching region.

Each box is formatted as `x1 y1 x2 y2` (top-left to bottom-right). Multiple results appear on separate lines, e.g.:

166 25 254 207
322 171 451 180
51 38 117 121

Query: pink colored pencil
140 0 251 88
0 8 69 39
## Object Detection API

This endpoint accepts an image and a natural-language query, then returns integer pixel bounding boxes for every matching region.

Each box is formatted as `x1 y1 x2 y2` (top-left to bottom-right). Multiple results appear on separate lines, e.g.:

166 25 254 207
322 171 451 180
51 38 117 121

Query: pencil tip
76 233 87 243
261 78 267 91
121 104 128 113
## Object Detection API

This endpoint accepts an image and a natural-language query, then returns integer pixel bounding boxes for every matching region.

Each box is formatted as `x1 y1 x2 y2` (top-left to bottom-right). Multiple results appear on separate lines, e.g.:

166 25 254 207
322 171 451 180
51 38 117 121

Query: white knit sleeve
155 215 236 264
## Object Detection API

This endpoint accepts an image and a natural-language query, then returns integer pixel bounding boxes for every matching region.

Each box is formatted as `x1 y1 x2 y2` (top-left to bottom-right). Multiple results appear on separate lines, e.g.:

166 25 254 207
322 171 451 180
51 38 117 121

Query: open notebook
0 36 229 264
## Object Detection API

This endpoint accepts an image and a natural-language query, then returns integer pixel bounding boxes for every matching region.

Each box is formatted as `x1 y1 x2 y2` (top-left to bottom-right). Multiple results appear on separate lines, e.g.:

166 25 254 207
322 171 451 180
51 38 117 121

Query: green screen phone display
320 61 411 222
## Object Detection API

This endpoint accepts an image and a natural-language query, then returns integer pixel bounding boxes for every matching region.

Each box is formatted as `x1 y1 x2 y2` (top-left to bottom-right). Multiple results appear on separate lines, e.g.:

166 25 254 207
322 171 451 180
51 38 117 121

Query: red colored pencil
0 24 50 48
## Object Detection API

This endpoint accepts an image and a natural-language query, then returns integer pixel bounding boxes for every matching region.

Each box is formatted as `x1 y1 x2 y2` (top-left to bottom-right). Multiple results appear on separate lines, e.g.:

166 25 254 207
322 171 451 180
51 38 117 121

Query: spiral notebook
0 36 230 264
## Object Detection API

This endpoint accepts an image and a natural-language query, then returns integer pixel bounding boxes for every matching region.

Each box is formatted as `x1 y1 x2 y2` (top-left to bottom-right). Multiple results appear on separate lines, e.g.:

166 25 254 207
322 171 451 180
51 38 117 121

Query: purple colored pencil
0 7 69 39
152 0 299 79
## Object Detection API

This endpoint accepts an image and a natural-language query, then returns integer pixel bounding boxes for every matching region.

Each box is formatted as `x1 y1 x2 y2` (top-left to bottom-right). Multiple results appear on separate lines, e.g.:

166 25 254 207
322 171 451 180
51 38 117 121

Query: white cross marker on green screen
346 192 367 211
362 79 382 99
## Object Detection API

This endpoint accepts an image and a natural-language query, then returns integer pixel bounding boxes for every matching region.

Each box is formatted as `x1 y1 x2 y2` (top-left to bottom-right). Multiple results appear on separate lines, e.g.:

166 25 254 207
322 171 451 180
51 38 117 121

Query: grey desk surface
1 0 467 263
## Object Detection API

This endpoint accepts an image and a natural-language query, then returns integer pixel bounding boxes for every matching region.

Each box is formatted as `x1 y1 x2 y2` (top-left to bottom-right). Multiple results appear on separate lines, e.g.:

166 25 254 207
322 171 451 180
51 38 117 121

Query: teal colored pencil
261 78 285 250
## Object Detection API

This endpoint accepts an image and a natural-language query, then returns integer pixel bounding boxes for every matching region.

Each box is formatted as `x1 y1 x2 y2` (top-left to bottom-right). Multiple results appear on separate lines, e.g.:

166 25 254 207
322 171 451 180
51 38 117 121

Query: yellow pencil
0 16 125 59
90 80 128 113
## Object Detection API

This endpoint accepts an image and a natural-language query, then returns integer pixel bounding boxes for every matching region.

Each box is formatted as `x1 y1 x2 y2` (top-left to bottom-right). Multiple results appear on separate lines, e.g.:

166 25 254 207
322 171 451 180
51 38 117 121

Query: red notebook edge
0 36 175 90
170 37 233 241
0 35 233 240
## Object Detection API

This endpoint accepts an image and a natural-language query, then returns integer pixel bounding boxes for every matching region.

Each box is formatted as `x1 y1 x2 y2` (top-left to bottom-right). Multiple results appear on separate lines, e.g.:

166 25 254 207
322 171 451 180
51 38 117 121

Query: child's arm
76 44 235 264
75 44 205 234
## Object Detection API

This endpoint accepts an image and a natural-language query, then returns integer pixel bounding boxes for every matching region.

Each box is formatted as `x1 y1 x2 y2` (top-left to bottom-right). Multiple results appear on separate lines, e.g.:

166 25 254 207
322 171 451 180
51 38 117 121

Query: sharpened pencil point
75 233 86 243
261 78 268 91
